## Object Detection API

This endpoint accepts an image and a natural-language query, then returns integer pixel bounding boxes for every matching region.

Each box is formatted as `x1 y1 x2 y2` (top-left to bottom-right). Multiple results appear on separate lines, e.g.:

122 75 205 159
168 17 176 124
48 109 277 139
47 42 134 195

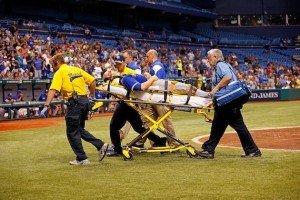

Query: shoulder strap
216 61 238 81
106 76 123 99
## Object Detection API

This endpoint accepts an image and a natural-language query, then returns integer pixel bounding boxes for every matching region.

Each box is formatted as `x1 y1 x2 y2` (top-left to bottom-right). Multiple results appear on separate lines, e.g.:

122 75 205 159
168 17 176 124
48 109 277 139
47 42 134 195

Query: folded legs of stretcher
107 102 199 161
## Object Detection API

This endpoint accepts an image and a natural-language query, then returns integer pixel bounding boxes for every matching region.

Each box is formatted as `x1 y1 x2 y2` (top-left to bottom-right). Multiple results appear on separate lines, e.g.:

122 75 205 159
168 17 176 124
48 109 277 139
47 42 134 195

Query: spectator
176 57 183 77
16 90 25 102
83 26 91 39
0 107 5 120
32 54 43 79
4 93 19 119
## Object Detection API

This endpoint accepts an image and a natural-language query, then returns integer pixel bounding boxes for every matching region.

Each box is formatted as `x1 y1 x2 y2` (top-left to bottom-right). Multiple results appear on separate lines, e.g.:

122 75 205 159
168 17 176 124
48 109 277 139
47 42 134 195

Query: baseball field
0 101 299 200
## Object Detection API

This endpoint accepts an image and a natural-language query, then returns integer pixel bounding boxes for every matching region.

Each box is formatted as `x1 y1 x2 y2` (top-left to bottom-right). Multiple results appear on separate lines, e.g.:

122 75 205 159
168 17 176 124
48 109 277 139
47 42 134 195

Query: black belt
68 95 87 101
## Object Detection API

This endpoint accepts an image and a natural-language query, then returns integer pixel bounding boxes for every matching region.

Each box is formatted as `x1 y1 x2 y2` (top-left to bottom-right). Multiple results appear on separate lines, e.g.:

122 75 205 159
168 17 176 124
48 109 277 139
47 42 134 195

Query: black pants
202 107 259 155
110 102 162 154
66 97 105 161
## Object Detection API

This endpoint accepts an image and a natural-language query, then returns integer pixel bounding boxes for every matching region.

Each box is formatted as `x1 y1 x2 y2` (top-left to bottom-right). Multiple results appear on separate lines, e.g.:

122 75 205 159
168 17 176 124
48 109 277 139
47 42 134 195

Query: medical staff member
41 54 108 165
123 50 141 74
144 49 179 147
196 49 261 159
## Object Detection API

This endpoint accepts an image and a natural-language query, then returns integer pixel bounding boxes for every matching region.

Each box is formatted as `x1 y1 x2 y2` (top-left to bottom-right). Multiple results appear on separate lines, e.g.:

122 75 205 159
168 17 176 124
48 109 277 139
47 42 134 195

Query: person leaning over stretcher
113 51 179 148
102 55 167 156
110 50 210 98
111 50 211 148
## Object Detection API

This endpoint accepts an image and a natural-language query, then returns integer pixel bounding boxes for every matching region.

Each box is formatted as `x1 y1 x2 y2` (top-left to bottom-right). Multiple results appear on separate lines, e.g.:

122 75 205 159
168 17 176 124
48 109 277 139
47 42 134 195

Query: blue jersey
121 74 147 91
33 58 43 70
95 90 107 99
150 60 166 79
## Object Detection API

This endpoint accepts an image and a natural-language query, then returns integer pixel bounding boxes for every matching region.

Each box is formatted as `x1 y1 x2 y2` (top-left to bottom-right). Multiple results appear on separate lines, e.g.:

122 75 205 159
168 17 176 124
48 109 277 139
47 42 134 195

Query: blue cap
114 55 125 63
17 90 22 93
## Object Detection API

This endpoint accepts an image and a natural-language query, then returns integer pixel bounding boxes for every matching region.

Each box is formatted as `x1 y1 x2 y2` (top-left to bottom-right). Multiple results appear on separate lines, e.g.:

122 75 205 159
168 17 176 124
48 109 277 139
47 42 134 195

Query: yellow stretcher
94 86 213 161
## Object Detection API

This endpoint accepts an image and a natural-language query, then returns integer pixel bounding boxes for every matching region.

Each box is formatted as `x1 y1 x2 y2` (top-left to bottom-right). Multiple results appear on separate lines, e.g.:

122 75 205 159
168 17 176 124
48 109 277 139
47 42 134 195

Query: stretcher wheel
122 151 133 161
186 148 197 158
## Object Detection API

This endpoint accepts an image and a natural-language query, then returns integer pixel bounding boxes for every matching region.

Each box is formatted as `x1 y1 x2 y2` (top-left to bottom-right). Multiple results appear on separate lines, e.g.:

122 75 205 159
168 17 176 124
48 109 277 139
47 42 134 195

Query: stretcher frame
94 98 213 161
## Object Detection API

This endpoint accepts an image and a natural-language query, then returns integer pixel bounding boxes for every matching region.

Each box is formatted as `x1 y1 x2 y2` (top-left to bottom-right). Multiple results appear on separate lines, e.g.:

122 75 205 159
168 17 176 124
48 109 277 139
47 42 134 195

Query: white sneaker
69 159 90 165
98 143 109 161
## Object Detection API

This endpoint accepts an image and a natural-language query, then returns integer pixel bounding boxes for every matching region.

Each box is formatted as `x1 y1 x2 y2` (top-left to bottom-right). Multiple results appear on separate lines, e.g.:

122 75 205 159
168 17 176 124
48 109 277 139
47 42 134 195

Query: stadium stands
0 0 299 120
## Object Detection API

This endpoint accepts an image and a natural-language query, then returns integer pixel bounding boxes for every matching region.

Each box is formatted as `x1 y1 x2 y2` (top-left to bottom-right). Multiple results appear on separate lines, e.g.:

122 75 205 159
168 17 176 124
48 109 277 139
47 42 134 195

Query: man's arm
89 80 96 97
210 76 232 96
141 75 158 91
44 89 58 106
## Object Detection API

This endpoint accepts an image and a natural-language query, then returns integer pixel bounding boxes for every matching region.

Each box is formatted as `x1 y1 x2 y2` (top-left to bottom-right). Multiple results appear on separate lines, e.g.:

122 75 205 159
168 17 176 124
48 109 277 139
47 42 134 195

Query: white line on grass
192 126 300 152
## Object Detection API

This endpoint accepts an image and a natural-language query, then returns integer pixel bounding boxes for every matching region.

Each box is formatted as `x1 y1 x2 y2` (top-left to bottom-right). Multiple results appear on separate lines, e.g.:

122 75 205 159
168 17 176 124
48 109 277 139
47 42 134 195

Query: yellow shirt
119 66 136 76
104 66 137 86
296 78 300 88
50 64 95 99
124 66 136 75
176 59 183 71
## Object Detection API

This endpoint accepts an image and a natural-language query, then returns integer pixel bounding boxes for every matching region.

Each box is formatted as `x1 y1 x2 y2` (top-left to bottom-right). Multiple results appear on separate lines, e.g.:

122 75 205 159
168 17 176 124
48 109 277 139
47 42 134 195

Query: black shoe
106 151 122 157
152 137 167 147
195 150 214 159
106 147 122 157
241 150 262 158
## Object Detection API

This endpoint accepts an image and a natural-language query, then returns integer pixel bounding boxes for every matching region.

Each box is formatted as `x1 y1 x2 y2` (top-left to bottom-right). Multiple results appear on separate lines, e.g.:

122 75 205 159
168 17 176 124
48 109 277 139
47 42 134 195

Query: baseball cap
114 55 125 63
17 90 22 93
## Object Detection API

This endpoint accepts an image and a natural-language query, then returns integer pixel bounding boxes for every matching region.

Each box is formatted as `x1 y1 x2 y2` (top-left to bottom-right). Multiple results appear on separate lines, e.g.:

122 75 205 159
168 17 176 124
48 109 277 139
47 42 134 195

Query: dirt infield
0 113 112 132
198 127 300 150
0 117 64 131
1 116 299 150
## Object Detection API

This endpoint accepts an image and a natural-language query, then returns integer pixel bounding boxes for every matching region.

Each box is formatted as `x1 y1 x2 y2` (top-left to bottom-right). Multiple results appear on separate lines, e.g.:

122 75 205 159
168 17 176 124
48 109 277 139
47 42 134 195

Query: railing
0 100 67 120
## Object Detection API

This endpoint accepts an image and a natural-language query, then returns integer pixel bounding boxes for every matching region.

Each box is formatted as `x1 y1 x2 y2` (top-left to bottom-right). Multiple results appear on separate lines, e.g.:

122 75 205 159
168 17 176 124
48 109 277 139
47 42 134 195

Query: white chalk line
191 126 300 152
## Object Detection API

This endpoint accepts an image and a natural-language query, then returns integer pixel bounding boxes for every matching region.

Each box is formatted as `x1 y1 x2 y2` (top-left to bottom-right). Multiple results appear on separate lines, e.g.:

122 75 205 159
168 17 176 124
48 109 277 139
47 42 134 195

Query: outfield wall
0 79 299 102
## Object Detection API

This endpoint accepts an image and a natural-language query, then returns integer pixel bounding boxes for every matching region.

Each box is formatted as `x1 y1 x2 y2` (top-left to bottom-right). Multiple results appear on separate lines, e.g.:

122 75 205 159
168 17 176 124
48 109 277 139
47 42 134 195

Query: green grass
0 101 300 200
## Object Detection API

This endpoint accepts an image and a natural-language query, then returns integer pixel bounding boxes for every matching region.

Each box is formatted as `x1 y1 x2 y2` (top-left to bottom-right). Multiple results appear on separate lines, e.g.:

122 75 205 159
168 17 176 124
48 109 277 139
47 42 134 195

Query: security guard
41 54 108 165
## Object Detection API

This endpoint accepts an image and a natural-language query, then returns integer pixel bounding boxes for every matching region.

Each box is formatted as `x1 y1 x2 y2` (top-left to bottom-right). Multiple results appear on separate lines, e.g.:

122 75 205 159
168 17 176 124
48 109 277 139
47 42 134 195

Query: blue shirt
33 58 43 70
150 60 166 79
212 62 237 88
39 93 47 101
95 90 107 99
121 74 147 91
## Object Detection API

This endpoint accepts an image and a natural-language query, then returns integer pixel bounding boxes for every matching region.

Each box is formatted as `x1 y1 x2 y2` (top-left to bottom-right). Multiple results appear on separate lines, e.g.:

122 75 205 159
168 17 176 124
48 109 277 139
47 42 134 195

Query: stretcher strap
169 81 176 93
185 85 193 105
163 80 168 102
126 89 131 99
107 75 123 99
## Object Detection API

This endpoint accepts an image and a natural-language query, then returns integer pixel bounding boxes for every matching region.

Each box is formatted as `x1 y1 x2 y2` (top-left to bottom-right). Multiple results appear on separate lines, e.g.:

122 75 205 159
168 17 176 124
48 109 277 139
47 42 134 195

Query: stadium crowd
1 26 300 92
0 23 300 120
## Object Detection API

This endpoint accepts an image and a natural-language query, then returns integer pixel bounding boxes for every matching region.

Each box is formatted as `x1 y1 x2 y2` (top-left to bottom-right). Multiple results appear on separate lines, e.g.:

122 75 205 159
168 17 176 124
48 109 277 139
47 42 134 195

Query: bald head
146 49 158 65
